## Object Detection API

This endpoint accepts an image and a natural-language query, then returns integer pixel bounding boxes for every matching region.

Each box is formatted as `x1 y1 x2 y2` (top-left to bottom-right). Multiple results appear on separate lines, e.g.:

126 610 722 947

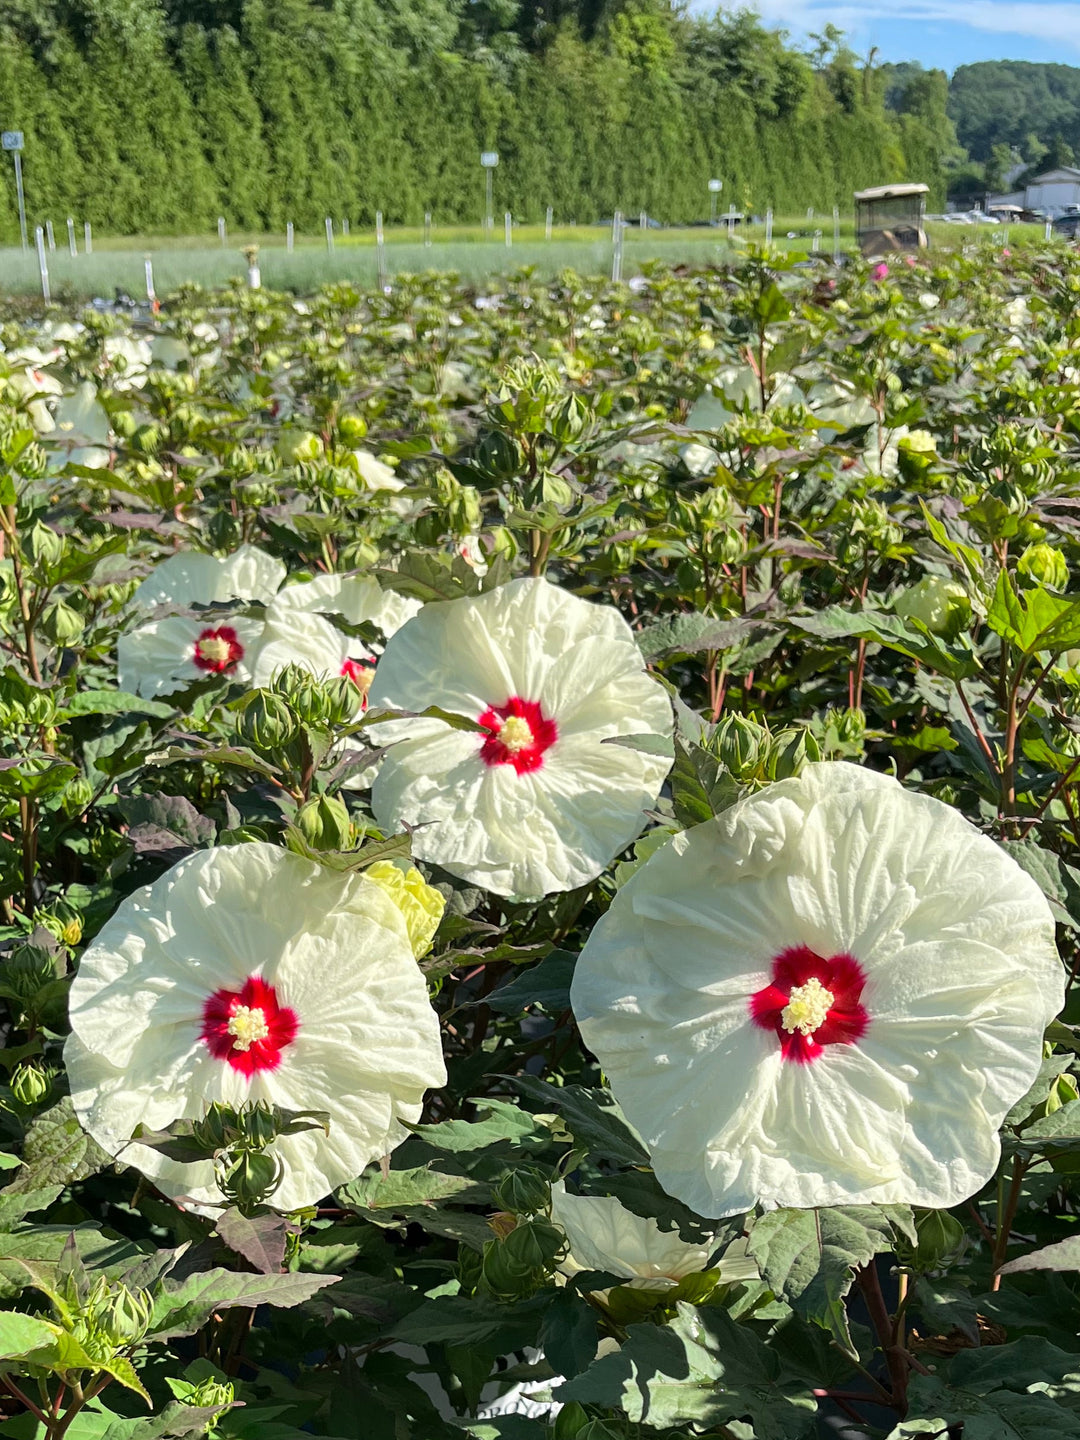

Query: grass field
0 218 1048 300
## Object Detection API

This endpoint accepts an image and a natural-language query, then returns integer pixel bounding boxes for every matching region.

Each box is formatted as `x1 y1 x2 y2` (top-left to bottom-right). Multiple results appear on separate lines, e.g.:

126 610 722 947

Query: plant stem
855 1261 909 1415
991 1154 1028 1288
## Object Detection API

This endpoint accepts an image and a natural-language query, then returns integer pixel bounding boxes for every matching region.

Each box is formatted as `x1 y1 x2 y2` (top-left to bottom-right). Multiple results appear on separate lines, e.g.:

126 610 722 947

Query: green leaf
999 1236 1080 1274
601 731 675 758
0 1186 63 1231
148 1267 340 1340
411 1099 547 1154
389 1294 546 1348
538 1290 597 1380
889 1372 1080 1439
0 1310 59 1359
637 612 755 660
215 1209 294 1275
1001 839 1080 932
509 1077 649 1168
986 569 1080 656
62 691 176 721
487 949 576 1015
747 1206 913 1356
4 1098 110 1193
792 605 979 682
557 1304 817 1438
339 1165 490 1210
670 737 740 827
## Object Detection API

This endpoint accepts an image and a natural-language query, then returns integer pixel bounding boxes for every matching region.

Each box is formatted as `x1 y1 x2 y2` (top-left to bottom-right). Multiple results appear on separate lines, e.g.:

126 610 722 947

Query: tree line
0 0 950 242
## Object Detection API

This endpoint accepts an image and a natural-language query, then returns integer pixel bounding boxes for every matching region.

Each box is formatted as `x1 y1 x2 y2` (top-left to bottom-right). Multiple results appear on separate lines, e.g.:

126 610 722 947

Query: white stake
639 209 646 229
342 217 349 237
504 211 512 247
424 211 431 246
83 220 92 254
218 216 226 245
1046 218 1053 241
144 255 155 301
833 205 841 262
325 217 334 251
375 211 384 245
66 217 76 257
611 210 624 283
812 229 821 253
45 219 55 251
545 206 553 240
376 211 387 289
765 208 773 246
247 262 261 290
286 221 294 251
35 226 49 301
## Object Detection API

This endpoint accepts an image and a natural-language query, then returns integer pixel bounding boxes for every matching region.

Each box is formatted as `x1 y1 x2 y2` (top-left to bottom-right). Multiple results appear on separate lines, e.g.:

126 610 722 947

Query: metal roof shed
854 183 929 255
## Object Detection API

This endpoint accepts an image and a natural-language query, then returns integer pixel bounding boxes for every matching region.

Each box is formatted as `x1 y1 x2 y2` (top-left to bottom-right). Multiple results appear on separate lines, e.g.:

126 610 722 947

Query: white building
988 166 1080 218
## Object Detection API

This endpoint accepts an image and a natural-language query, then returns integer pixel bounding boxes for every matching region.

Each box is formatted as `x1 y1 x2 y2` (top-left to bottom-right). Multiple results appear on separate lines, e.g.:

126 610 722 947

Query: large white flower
551 1182 718 1293
571 762 1064 1218
368 577 673 898
65 843 447 1212
267 570 421 645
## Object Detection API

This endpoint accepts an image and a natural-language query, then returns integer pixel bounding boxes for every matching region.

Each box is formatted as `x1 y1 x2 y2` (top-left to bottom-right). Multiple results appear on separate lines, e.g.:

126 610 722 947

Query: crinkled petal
131 545 285 610
117 615 262 697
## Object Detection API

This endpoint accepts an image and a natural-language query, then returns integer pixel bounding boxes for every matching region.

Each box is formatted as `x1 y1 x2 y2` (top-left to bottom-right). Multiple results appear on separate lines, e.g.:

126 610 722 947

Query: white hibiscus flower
551 1182 720 1293
571 762 1064 1218
368 577 673 898
352 449 406 493
64 843 447 1212
117 545 285 698
118 549 411 700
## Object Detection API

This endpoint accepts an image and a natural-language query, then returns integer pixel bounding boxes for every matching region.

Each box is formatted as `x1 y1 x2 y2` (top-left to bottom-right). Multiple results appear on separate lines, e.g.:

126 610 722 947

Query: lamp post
2 132 27 250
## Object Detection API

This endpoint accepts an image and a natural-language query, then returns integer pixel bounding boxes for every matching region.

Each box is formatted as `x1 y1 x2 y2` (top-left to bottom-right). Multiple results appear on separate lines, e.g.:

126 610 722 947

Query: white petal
117 615 262 697
249 610 351 689
131 545 285 611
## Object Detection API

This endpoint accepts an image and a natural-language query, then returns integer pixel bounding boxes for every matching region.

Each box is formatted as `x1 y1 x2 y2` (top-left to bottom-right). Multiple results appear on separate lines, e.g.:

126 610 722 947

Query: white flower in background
102 335 152 390
65 843 447 1212
3 364 64 432
551 1182 718 1293
1005 296 1030 328
251 608 373 695
352 449 406 493
457 535 489 576
571 762 1064 1218
118 545 285 698
45 381 112 470
369 577 673 898
269 570 421 642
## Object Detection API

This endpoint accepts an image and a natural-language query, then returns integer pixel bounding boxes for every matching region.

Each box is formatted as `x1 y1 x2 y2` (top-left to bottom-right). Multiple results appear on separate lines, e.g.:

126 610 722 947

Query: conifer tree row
0 0 950 242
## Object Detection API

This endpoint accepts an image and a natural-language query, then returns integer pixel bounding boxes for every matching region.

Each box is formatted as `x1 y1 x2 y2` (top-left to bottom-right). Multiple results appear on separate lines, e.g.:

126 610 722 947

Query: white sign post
286 221 294 252
375 211 387 289
45 219 55 252
84 220 92 254
639 209 646 229
66 216 76 256
34 225 49 301
324 216 334 252
424 211 431 247
765 208 773 246
611 210 624 283
545 206 553 240
2 132 27 251
480 151 498 233
342 217 349 237
217 216 226 245
708 177 722 225
833 205 840 262
144 255 155 301
504 211 512 247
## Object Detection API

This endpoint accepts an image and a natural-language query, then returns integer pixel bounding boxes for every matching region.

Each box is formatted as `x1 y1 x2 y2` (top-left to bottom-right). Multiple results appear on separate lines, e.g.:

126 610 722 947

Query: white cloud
692 0 1080 55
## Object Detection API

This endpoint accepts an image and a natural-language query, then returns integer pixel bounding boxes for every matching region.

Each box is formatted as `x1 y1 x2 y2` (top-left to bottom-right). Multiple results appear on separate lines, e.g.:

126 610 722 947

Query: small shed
854 183 929 256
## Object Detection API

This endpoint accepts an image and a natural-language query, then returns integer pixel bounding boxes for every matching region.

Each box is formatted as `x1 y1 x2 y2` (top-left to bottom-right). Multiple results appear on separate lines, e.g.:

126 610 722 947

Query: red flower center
201 975 299 1076
749 946 869 1065
193 625 244 674
478 696 558 775
341 657 375 709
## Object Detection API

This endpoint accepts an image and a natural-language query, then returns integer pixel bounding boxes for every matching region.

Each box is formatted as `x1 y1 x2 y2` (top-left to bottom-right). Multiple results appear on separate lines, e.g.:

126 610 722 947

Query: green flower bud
337 413 368 443
456 1245 484 1297
26 521 64 568
295 794 352 851
23 691 56 726
185 1378 235 1410
501 1218 565 1272
1046 1071 1080 1114
549 394 589 445
111 410 137 439
894 576 971 640
1018 543 1069 592
276 429 323 464
100 1283 153 1347
272 665 331 726
907 1208 966 1271
714 713 766 779
132 422 163 455
481 1236 538 1298
217 1145 284 1207
475 429 522 482
3 944 59 1002
237 692 297 751
61 775 95 817
492 1167 551 1217
771 726 823 781
10 1061 52 1108
40 598 84 645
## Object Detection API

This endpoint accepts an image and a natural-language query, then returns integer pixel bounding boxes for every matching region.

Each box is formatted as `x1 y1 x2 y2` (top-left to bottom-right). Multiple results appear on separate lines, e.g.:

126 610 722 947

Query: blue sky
707 1 1080 72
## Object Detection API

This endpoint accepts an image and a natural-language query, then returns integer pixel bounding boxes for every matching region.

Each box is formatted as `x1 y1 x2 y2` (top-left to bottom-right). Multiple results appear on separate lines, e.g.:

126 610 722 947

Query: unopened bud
492 1167 551 1217
1018 543 1069 592
11 1061 51 1108
295 794 352 851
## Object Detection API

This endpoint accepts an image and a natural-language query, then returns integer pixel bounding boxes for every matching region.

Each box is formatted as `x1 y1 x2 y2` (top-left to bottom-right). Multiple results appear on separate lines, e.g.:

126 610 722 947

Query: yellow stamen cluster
498 715 534 753
227 1005 270 1051
197 636 232 666
780 977 835 1037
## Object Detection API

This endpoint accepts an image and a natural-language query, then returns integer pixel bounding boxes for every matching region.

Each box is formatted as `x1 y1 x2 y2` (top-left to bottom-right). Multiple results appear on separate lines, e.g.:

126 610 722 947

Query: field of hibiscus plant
3 244 1080 1440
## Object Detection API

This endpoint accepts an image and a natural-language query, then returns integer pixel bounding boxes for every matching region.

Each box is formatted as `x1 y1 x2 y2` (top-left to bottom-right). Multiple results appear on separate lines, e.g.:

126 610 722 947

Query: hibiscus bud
894 576 971 640
217 1146 285 1207
23 690 56 726
907 1208 966 1271
4 944 59 1002
502 1218 565 1271
492 1166 550 1217
481 1236 539 1297
185 1378 235 1410
337 413 368 443
364 860 445 958
97 1283 153 1347
1045 1071 1080 1114
276 430 323 464
1018 543 1068 592
61 776 95 816
10 1061 52 1108
715 713 766 779
296 794 352 851
323 675 360 726
40 598 84 645
26 520 64 568
771 726 822 781
475 429 522 481
274 666 331 726
553 1403 591 1439
549 394 589 445
237 692 297 751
